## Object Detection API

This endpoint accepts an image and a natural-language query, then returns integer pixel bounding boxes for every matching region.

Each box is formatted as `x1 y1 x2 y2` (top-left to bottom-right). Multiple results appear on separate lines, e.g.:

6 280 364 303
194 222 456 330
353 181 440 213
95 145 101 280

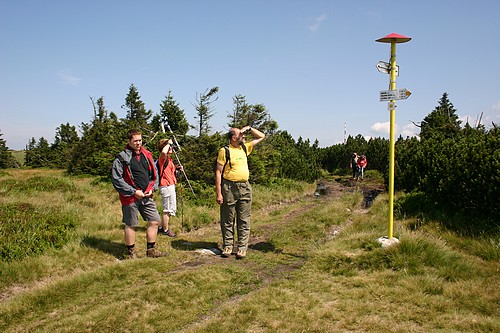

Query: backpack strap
222 144 248 173
156 157 169 180
222 146 230 172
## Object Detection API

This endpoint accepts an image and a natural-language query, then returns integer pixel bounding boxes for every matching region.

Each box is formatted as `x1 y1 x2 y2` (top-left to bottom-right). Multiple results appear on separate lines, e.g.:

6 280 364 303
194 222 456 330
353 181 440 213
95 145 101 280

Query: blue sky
1 0 499 150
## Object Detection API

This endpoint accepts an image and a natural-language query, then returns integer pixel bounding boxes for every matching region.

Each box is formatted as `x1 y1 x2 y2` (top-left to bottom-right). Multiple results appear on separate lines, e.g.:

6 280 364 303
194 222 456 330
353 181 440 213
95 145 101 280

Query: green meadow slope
0 169 498 332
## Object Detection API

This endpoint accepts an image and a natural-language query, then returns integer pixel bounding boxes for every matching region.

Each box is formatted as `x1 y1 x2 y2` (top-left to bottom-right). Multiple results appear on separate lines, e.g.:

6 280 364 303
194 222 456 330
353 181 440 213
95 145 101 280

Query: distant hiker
215 126 265 259
156 138 182 238
349 152 359 179
357 155 367 180
111 129 168 259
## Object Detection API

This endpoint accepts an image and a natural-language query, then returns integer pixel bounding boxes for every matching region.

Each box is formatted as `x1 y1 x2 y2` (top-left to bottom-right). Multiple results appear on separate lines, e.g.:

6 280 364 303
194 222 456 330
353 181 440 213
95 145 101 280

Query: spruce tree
0 132 17 168
122 84 152 133
227 95 278 134
68 97 125 176
51 123 79 169
24 137 51 168
227 94 250 128
152 91 190 137
420 92 461 140
194 87 218 137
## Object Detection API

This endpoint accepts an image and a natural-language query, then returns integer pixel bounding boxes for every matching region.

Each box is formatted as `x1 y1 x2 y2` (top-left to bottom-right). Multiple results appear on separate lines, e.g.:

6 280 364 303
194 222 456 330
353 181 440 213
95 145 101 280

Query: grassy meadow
0 169 498 332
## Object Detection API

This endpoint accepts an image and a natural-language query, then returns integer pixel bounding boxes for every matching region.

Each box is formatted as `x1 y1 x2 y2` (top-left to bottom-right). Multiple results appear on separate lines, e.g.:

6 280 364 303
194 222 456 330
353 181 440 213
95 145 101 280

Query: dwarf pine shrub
0 202 77 261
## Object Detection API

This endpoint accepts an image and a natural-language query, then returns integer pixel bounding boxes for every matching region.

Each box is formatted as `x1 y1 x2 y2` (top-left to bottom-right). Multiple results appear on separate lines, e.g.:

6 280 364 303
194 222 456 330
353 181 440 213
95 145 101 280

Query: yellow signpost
376 33 411 243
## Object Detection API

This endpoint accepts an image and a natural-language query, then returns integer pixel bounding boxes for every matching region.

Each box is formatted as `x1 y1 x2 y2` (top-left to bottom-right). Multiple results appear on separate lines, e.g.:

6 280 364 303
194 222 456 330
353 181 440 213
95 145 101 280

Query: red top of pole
376 32 411 43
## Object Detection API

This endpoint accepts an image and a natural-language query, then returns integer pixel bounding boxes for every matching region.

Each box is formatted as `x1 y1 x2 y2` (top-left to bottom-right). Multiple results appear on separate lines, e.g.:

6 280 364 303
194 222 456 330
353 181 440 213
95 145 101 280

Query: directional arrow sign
376 61 399 76
380 88 412 102
397 88 411 99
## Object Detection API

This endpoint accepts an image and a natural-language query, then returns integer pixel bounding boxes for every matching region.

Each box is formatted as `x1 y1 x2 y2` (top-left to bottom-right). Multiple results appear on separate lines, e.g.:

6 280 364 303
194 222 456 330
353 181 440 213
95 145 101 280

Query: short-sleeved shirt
157 155 177 186
217 143 253 182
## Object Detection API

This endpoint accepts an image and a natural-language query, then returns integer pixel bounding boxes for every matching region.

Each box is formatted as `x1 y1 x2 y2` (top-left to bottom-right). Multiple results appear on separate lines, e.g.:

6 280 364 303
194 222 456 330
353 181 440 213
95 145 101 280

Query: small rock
195 248 222 256
377 236 400 248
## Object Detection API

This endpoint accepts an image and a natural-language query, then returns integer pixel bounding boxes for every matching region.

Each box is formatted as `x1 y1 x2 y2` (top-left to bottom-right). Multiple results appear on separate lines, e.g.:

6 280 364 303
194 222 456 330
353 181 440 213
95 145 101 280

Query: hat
157 139 169 152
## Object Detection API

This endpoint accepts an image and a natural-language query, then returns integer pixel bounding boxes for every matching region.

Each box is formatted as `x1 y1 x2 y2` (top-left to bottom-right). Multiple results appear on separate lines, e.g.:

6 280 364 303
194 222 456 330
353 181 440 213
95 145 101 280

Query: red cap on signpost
376 32 411 43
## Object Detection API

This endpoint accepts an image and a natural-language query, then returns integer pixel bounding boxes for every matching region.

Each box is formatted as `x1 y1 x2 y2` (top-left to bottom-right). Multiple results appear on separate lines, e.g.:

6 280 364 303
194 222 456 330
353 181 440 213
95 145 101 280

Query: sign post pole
388 40 397 239
375 33 411 242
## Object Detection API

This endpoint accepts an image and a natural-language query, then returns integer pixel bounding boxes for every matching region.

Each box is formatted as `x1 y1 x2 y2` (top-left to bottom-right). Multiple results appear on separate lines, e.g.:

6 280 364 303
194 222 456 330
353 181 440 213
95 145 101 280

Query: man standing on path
349 152 359 180
111 129 168 259
215 126 265 259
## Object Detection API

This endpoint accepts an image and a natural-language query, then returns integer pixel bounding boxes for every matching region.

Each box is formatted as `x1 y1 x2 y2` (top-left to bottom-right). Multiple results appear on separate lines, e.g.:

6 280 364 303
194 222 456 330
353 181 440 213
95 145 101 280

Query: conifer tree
51 123 79 168
68 97 124 176
24 137 51 168
122 84 152 133
194 87 218 137
24 137 36 167
227 94 248 128
420 92 461 140
227 94 278 134
151 91 190 137
0 132 17 168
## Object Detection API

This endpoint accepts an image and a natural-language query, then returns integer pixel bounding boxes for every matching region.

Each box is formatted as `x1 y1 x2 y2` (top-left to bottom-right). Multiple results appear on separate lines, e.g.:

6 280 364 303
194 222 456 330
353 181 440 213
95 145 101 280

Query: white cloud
57 70 81 86
370 121 420 139
459 101 500 128
483 101 500 126
493 101 500 111
308 13 327 32
370 121 391 135
400 123 419 138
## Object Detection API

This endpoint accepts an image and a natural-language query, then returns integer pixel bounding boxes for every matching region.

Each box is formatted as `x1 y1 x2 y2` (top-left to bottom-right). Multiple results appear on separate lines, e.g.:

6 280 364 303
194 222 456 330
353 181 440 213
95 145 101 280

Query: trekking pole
180 182 184 229
172 151 196 196
164 122 182 152
162 122 196 196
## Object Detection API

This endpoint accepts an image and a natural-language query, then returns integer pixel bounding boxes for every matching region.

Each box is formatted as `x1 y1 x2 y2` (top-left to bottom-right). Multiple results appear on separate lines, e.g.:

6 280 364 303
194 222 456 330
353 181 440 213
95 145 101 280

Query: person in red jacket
111 129 168 259
156 138 182 237
357 155 367 180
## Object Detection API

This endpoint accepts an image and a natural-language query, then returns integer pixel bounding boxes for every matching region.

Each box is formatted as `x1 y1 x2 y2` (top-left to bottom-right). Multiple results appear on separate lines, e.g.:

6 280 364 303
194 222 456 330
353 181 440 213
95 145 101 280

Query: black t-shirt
129 152 149 191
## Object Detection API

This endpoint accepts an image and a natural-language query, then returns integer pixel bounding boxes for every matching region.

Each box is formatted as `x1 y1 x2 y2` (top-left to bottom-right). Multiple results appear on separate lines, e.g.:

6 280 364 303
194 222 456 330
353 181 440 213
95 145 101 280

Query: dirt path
177 179 386 331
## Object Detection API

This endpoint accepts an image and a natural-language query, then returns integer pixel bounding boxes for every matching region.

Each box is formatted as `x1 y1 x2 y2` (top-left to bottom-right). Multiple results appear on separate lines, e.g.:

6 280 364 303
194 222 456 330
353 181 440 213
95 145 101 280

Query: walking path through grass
1 172 498 332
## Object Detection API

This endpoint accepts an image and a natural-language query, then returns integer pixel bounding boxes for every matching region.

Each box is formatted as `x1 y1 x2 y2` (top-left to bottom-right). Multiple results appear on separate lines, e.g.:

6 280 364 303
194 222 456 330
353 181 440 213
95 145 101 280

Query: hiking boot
128 248 137 259
146 246 169 258
236 249 247 259
159 229 177 237
221 247 232 258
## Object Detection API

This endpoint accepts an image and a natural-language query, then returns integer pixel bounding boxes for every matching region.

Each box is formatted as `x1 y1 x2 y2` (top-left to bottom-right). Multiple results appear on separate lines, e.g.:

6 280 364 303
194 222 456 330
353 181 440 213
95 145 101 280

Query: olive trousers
220 179 252 251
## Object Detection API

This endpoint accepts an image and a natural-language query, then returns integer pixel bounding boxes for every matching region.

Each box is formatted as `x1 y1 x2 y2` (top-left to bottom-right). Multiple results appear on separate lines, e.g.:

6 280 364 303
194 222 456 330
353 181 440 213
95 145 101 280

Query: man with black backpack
215 126 265 259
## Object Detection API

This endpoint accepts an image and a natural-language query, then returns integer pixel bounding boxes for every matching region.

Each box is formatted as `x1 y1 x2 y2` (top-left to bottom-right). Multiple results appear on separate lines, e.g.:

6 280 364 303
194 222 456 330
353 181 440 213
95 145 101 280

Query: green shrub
364 169 383 182
0 202 77 261
2 175 76 193
395 191 499 236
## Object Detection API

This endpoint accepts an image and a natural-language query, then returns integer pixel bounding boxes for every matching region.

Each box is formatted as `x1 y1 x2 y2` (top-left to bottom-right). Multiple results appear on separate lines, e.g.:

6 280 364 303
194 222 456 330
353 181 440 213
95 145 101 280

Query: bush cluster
0 202 77 261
